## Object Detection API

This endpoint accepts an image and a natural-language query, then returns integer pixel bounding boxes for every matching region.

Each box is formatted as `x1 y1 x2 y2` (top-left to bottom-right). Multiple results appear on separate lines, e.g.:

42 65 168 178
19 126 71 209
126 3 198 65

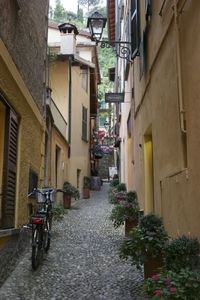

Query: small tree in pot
63 181 80 209
119 213 168 279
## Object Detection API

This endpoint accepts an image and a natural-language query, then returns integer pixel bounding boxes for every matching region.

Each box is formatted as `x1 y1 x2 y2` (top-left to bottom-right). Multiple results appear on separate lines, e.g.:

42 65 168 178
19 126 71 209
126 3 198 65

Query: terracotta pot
83 186 90 199
144 255 163 279
63 194 71 209
125 218 138 236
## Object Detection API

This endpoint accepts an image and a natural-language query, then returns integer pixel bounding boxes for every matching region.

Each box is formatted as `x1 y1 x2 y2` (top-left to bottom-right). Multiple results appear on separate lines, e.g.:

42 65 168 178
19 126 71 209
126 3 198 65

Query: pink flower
152 274 160 281
154 289 162 295
197 276 200 281
164 278 171 286
169 287 177 293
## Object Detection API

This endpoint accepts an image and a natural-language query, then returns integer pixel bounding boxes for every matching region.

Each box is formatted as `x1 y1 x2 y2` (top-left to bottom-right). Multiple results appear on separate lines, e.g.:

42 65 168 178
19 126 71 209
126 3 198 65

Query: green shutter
2 109 18 228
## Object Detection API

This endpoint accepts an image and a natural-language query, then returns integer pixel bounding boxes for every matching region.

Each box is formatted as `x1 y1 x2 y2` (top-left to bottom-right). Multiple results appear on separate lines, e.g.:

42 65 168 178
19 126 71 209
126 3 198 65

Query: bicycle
27 188 63 270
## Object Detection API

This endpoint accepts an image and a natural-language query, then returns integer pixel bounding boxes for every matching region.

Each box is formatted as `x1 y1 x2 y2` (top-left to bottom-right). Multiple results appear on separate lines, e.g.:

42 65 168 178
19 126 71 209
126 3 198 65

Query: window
82 106 88 141
131 0 140 59
82 67 88 93
0 95 19 229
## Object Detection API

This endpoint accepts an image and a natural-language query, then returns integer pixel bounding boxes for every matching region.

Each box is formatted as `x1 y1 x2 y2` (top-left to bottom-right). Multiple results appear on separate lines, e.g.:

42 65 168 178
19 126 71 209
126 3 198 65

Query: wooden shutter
2 109 18 228
82 106 87 141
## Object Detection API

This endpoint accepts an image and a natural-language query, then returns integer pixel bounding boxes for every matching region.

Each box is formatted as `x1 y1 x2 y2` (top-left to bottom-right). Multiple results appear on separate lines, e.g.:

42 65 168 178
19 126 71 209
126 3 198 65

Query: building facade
48 22 100 197
108 0 200 238
0 1 48 243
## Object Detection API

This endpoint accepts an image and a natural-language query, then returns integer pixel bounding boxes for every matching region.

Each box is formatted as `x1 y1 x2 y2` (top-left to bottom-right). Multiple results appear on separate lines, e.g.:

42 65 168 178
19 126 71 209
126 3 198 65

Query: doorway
144 132 154 213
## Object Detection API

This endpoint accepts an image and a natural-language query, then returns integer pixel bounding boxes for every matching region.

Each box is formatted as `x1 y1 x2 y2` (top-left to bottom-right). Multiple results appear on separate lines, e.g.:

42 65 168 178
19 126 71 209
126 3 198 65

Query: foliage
78 0 102 14
144 268 200 299
165 235 200 272
52 204 66 221
83 176 91 187
50 0 85 29
116 183 127 192
119 214 168 269
63 181 80 199
110 191 140 228
110 178 120 187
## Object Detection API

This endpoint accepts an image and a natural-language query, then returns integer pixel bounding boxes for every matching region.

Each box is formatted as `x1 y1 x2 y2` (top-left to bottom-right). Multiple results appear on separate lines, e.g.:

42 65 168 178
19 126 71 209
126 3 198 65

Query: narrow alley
0 184 144 300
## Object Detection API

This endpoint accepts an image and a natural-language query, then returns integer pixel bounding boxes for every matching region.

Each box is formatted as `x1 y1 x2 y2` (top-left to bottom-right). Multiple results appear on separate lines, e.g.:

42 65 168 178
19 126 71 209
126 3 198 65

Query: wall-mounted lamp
87 12 131 61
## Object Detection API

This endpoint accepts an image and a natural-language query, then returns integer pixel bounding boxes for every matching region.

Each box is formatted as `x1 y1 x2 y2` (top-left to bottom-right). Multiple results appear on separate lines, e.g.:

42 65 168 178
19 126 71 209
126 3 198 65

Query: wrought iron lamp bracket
96 40 132 61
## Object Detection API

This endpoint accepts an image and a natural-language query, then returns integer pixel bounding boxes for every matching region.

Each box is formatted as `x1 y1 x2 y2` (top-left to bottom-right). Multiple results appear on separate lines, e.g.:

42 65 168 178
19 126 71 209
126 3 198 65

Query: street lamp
87 12 131 61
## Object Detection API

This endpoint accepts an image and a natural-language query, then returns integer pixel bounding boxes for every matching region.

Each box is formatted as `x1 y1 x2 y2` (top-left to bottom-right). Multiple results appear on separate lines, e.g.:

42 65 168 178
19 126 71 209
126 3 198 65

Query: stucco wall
132 0 200 238
0 0 48 113
0 56 44 227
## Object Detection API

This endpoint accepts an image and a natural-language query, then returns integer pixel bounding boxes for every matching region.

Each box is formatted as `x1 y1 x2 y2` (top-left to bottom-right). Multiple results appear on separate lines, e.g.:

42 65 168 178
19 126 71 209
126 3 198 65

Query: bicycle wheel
32 225 42 270
43 220 51 252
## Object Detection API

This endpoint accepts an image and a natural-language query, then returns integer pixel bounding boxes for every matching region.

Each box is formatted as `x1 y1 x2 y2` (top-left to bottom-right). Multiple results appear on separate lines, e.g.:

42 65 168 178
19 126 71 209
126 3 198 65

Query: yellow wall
132 0 200 238
49 59 90 197
0 44 45 228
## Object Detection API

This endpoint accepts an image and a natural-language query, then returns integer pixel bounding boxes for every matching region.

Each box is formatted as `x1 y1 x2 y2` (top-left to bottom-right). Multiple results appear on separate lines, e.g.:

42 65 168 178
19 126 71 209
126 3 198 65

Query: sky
50 0 78 13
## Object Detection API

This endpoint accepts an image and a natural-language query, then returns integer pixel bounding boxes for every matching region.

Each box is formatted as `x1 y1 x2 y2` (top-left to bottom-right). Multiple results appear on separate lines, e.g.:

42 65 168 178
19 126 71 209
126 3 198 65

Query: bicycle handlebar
28 188 64 197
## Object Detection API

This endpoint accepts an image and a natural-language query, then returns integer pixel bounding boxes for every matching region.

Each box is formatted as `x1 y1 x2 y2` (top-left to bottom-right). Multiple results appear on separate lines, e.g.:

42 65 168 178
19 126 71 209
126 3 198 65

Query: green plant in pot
119 213 168 279
165 235 200 272
108 182 127 204
63 181 80 209
83 176 90 199
110 191 140 235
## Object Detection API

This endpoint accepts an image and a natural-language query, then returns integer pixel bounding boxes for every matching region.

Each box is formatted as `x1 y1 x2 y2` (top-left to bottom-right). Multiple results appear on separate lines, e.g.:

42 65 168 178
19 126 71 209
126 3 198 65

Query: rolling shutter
2 109 18 228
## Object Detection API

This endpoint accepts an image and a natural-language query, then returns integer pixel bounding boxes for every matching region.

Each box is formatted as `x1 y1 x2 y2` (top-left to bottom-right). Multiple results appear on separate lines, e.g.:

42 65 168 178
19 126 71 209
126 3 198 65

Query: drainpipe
68 56 72 157
174 0 186 134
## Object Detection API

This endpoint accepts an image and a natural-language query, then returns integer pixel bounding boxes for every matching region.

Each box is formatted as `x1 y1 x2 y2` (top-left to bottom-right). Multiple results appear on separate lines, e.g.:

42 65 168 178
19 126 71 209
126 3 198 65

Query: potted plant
144 268 200 299
63 181 80 209
119 213 168 279
83 176 90 199
108 182 127 204
165 235 200 272
110 191 140 235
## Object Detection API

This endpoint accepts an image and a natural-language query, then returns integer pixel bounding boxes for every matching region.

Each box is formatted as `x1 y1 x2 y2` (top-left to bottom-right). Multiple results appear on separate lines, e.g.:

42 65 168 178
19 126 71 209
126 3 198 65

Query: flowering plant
110 191 140 227
119 214 168 269
144 268 200 299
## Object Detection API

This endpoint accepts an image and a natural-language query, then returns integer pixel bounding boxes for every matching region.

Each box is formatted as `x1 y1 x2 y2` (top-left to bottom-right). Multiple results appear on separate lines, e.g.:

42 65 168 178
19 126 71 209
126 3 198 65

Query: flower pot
63 194 71 209
125 218 138 236
83 186 90 199
144 255 163 279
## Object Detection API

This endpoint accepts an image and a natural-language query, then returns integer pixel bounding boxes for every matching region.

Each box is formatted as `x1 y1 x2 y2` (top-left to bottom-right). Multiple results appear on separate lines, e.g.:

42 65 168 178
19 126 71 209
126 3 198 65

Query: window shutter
131 0 140 59
145 0 152 20
82 106 87 141
2 109 18 228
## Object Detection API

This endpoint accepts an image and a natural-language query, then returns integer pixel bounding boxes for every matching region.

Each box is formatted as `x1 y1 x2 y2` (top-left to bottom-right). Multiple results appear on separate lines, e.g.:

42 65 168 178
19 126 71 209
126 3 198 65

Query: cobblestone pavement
0 183 144 300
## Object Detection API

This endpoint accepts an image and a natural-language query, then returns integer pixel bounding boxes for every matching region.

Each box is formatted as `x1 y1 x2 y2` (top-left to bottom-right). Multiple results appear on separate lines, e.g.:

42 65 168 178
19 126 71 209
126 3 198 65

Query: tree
53 0 67 22
78 0 102 15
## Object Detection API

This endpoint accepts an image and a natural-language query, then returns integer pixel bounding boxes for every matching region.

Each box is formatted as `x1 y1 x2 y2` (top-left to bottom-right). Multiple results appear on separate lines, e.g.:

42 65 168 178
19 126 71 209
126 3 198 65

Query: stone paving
0 183 144 300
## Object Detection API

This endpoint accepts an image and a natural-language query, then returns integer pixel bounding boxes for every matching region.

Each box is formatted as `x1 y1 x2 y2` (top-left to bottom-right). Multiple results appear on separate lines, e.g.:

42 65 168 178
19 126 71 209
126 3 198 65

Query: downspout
174 0 186 134
68 56 72 157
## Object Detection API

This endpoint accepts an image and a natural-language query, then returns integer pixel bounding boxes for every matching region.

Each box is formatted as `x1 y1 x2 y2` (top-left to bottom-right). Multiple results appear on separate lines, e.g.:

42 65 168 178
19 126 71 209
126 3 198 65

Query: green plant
144 268 200 299
63 181 80 199
165 235 200 272
110 190 140 228
110 178 119 187
119 213 168 269
83 176 91 187
116 183 127 192
52 204 66 220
